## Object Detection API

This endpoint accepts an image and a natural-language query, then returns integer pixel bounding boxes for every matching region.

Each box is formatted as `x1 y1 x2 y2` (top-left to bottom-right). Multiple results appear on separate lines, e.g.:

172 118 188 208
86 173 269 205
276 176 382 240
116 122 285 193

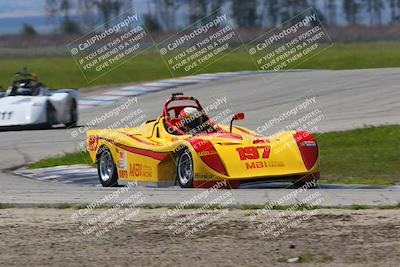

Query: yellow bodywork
86 116 319 186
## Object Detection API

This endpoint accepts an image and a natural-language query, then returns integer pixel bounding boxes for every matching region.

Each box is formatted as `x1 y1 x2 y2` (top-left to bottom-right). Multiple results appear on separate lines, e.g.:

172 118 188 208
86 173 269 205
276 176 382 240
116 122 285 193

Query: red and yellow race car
86 93 319 189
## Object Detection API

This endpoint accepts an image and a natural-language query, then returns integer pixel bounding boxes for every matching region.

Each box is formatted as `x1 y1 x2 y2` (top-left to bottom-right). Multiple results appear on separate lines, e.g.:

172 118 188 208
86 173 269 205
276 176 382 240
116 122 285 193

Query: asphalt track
1 68 400 207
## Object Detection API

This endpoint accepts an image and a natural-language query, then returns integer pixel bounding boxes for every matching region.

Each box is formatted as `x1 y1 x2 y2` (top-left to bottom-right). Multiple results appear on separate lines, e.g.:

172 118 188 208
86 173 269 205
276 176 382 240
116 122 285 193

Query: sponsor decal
245 160 284 170
88 135 99 151
198 150 218 157
236 146 270 160
117 150 128 169
268 161 285 167
118 169 128 178
142 165 152 177
194 173 214 180
129 163 152 177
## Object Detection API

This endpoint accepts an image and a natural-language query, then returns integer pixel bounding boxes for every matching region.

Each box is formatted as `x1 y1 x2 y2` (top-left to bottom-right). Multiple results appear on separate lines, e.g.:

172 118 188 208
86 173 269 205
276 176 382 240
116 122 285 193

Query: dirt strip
0 208 399 267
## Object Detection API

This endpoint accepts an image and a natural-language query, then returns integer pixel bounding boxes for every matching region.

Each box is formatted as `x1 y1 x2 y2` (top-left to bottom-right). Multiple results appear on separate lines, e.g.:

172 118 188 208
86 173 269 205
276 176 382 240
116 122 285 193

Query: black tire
176 148 194 188
97 146 118 187
65 100 78 128
46 103 57 128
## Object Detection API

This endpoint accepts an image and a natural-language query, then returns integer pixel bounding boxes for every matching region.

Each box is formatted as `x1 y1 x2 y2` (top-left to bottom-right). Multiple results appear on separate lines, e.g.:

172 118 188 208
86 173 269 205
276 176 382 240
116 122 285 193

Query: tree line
43 0 400 34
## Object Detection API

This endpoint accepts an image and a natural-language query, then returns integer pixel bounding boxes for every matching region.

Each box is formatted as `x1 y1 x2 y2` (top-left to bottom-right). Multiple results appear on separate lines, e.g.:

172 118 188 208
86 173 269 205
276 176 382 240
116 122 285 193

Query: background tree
20 24 37 35
187 0 207 24
397 0 400 21
231 0 257 27
279 0 293 23
373 0 384 25
343 0 360 25
203 0 225 24
291 0 309 15
80 0 132 30
143 14 161 32
210 0 224 14
389 0 400 23
151 0 177 31
389 0 397 22
41 0 400 33
324 0 337 25
263 0 280 26
46 0 81 33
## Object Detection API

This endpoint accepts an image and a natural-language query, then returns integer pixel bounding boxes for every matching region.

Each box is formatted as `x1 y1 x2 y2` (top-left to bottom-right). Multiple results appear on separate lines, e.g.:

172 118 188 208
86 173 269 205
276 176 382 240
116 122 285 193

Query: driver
10 80 38 96
178 107 204 134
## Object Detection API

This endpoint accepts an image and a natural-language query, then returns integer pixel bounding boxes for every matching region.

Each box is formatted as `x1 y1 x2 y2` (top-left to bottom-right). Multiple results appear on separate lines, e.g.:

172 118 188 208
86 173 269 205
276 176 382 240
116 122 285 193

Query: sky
0 0 55 34
0 0 47 19
0 0 148 34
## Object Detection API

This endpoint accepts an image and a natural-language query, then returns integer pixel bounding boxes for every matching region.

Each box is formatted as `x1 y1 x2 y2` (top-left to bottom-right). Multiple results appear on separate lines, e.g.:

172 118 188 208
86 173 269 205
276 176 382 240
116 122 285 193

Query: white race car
0 70 78 129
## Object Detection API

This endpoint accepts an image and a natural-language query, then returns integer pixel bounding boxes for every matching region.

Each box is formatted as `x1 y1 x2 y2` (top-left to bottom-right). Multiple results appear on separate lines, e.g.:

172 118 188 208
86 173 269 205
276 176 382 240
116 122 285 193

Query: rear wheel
65 100 78 128
46 103 57 128
97 147 118 187
176 149 194 188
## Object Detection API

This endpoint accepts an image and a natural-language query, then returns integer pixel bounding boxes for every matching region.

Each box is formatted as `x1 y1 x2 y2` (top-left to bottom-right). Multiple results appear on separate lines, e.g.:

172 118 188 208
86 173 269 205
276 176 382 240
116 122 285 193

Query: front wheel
97 147 118 187
176 149 194 188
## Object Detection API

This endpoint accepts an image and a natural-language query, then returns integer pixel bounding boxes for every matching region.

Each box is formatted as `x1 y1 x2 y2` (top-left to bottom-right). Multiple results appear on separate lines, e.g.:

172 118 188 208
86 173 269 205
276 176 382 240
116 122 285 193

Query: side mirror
234 113 245 120
230 113 245 132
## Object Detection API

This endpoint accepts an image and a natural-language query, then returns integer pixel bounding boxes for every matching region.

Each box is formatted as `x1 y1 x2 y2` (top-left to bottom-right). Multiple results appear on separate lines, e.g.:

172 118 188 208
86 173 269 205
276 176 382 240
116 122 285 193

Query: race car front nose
188 138 229 176
293 131 319 170
0 105 39 126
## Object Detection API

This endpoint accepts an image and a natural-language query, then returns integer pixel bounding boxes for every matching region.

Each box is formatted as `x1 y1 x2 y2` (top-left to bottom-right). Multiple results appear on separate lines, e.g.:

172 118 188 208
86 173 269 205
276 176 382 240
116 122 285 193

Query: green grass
36 204 50 208
36 203 88 209
276 257 288 263
36 203 92 209
0 49 252 90
2 42 400 90
317 125 400 185
53 203 73 209
318 252 334 263
349 204 369 210
25 125 400 185
26 151 93 169
377 203 400 209
297 41 400 70
11 202 400 210
239 204 265 210
0 203 14 209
